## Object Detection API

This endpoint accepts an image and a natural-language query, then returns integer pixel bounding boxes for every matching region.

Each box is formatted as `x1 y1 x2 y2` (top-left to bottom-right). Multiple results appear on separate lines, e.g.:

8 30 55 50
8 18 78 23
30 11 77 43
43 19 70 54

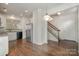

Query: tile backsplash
0 27 5 33
6 19 20 30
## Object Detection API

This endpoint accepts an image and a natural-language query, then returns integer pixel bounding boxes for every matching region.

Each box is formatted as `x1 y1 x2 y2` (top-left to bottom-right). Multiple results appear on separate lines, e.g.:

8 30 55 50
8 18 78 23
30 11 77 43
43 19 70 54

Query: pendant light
44 8 53 21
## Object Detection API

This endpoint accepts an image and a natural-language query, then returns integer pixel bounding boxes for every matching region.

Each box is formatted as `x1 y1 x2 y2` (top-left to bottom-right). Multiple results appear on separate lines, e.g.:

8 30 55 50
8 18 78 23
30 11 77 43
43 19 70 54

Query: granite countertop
6 29 22 32
0 32 8 37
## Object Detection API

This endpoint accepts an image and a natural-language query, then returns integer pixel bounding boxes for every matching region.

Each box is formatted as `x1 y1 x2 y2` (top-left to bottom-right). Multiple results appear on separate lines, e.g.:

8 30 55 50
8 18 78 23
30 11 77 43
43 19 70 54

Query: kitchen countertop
0 29 22 37
6 29 22 32
0 32 8 37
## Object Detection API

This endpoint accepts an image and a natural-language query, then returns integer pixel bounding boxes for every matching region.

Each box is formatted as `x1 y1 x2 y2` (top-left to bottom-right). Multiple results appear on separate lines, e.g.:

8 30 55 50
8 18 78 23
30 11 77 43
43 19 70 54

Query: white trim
32 41 48 45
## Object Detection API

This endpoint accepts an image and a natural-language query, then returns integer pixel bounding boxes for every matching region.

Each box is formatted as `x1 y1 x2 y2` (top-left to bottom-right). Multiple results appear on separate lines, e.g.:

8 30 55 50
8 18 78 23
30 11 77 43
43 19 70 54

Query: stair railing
48 22 61 45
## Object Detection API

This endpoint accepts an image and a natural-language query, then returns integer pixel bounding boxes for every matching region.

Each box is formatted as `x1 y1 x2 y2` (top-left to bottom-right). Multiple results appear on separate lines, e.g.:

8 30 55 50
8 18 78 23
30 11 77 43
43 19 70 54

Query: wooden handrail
48 28 58 39
48 26 60 40
48 22 61 45
48 22 60 31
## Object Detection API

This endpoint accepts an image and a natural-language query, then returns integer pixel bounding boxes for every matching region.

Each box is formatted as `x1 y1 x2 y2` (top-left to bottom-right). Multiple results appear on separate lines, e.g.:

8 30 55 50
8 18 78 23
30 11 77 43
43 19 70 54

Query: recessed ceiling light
25 10 28 13
57 12 61 15
4 3 8 5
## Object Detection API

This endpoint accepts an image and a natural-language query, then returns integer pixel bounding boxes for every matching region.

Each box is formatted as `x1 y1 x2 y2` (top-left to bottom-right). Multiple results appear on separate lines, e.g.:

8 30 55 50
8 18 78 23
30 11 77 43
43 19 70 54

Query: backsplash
6 19 20 30
0 27 5 33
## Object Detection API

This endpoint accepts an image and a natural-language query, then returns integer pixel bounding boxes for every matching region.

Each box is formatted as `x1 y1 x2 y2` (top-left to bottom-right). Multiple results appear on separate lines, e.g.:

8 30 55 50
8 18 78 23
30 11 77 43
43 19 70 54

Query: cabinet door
8 32 17 41
0 36 8 55
0 15 6 27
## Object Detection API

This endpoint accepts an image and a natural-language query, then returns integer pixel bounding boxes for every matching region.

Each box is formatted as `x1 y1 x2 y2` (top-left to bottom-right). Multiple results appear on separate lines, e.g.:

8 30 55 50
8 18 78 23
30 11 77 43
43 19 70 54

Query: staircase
48 21 78 50
48 21 61 45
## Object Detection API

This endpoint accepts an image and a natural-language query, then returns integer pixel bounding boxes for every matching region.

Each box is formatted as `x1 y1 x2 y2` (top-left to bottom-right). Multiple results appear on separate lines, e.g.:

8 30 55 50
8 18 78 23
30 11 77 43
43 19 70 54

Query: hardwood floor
8 39 78 56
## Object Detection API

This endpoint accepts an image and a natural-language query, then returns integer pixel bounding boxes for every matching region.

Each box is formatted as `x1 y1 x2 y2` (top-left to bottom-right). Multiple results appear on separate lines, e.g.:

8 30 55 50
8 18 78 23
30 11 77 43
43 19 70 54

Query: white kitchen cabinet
0 14 6 28
0 36 8 56
8 32 17 41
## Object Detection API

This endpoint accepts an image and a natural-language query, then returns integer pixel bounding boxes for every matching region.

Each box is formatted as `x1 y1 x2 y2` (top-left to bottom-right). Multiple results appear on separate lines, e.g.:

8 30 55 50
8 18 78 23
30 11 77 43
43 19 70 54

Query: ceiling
1 3 78 19
0 3 63 17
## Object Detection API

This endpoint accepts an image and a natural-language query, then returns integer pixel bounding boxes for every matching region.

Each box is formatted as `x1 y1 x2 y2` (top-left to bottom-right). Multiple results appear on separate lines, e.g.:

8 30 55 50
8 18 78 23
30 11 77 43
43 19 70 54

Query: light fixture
8 15 16 19
49 17 53 21
25 10 28 13
4 3 8 5
57 12 61 15
44 13 50 21
44 8 53 21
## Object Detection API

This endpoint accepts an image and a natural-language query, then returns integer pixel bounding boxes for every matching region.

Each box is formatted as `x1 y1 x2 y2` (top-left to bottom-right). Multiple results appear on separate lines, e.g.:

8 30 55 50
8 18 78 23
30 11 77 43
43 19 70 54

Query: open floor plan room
0 3 79 56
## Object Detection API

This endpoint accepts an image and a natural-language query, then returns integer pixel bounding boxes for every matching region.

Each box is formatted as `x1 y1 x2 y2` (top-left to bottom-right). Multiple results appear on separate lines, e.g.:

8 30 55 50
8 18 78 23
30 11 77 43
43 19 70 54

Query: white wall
48 4 78 42
48 4 78 15
32 9 47 45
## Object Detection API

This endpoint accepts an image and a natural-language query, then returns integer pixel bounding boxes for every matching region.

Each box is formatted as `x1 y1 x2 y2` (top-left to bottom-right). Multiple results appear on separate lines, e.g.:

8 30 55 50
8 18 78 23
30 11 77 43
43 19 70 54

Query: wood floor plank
8 39 78 56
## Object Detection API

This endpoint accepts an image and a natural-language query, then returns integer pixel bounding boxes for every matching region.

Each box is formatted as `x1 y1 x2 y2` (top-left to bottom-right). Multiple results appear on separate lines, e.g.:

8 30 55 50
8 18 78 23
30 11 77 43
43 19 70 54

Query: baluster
58 31 60 45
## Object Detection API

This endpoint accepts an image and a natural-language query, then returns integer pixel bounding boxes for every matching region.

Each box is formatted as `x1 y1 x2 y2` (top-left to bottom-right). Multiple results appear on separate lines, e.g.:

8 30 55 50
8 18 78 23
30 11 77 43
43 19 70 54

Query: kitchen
0 10 32 55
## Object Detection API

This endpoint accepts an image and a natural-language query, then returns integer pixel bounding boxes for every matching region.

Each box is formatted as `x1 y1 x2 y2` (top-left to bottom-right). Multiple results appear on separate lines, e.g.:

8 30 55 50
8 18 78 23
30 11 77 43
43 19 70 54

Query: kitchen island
0 32 8 56
6 29 22 41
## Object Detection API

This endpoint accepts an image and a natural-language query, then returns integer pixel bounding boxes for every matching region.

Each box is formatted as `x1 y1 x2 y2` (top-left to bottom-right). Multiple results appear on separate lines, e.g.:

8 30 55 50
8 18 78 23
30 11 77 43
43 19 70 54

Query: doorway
26 23 33 42
17 32 22 39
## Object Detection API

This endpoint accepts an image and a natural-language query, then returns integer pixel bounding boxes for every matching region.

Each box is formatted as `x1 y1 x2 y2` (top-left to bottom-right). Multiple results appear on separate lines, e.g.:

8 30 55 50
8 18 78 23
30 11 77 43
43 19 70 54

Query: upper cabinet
0 14 6 28
6 17 21 30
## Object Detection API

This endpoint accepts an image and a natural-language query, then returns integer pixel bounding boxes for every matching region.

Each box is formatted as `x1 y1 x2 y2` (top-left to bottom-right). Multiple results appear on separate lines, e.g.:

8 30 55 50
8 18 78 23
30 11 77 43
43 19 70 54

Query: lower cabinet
0 36 8 56
8 31 23 41
8 32 17 41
